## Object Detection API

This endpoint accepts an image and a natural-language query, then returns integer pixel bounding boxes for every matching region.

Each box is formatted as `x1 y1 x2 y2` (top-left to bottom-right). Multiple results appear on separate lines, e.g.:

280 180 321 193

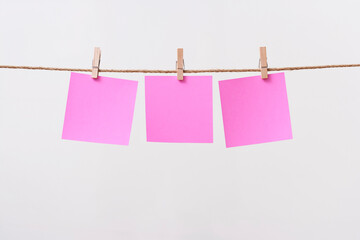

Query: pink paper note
219 72 292 147
62 72 138 145
145 76 213 143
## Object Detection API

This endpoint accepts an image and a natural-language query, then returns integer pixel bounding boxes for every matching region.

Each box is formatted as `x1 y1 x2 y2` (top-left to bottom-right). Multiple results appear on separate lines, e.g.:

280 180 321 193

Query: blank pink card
145 76 213 143
219 72 292 148
62 72 138 145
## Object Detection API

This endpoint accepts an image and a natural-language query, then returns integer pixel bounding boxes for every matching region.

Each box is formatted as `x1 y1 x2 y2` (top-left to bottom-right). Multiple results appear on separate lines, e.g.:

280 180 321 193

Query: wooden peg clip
259 46 268 79
176 48 184 80
92 47 101 79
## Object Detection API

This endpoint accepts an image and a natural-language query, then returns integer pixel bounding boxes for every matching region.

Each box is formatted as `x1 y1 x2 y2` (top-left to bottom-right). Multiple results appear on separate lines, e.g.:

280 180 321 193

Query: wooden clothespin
176 48 184 80
259 46 268 79
92 47 101 79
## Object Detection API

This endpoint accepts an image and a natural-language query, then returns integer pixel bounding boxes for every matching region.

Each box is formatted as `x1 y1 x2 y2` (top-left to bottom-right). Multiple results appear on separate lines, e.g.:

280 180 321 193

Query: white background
1 0 360 239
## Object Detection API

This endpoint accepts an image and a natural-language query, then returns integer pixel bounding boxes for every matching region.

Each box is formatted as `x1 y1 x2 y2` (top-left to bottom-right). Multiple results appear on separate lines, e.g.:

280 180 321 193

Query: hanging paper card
219 72 292 147
145 76 213 143
62 72 138 145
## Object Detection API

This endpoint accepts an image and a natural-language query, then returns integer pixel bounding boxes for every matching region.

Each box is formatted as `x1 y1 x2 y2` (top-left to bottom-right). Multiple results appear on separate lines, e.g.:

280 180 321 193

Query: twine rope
1 64 360 73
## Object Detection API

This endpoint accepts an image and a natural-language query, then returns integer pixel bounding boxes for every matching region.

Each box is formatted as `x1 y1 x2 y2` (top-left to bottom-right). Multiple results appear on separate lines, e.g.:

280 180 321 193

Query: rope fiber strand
1 64 360 73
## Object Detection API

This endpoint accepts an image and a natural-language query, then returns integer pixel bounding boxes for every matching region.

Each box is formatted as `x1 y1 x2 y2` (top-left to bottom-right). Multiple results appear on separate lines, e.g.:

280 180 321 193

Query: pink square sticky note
62 72 138 145
219 72 292 148
145 76 213 143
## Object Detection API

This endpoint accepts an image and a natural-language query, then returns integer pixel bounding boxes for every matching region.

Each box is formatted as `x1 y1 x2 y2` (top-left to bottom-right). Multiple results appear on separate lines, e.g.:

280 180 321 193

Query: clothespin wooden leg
92 47 101 79
176 48 184 80
259 46 268 79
